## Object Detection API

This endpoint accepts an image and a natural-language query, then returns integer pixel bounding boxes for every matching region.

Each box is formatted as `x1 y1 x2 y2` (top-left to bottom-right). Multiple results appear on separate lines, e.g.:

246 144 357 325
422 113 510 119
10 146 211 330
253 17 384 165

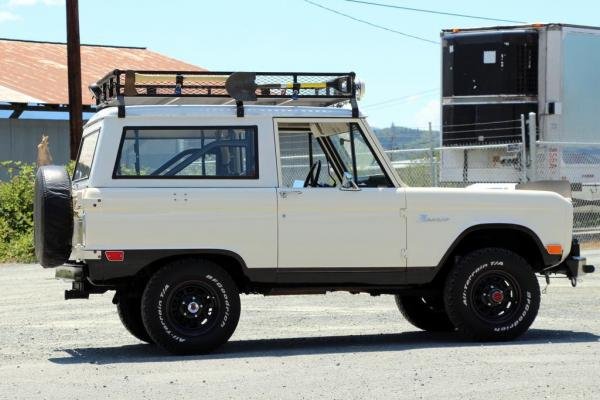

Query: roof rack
89 70 364 118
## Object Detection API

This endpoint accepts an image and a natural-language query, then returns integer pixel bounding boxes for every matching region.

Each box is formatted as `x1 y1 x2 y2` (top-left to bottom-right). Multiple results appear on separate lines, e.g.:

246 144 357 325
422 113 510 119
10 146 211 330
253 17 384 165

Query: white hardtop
85 105 357 128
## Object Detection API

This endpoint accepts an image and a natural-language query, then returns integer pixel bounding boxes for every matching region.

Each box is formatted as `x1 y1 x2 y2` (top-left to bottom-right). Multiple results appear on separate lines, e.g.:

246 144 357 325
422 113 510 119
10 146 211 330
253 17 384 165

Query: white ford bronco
34 70 594 355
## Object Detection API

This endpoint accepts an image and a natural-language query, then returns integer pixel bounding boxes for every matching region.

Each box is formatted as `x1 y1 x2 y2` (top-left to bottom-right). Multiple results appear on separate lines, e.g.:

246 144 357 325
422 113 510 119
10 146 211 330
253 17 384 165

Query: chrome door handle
279 190 303 198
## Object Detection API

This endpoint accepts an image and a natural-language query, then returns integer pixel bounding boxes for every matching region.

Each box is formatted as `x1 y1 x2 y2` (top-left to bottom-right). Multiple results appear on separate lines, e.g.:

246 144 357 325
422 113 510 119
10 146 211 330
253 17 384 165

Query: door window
278 128 337 188
326 123 393 188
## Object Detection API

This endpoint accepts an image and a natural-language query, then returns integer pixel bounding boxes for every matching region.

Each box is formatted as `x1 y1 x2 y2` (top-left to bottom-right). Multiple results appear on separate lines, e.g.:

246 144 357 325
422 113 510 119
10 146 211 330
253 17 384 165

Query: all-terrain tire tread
443 247 540 341
141 258 240 355
116 294 153 344
395 295 455 332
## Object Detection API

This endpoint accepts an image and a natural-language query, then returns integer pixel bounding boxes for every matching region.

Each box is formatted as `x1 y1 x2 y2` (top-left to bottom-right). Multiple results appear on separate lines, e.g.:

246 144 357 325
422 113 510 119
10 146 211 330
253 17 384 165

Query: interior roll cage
150 140 250 176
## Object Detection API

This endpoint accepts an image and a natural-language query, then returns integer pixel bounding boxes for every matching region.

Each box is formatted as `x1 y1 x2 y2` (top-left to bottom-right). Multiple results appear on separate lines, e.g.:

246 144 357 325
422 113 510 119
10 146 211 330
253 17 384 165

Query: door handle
279 190 303 198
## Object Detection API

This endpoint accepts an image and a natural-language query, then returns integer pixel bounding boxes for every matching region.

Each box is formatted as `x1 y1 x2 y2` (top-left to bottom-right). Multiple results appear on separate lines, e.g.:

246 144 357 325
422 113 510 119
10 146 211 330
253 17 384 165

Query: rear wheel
444 247 540 341
141 258 241 355
116 292 153 344
395 295 455 332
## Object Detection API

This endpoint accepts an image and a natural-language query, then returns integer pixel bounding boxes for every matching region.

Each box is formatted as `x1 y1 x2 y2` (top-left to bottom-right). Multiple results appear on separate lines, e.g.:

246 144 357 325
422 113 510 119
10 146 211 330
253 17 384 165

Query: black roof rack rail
89 70 364 118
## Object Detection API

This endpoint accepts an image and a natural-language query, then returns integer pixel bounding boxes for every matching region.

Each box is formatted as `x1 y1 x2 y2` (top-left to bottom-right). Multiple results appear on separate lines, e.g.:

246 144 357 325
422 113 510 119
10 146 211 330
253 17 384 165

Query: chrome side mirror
340 171 360 191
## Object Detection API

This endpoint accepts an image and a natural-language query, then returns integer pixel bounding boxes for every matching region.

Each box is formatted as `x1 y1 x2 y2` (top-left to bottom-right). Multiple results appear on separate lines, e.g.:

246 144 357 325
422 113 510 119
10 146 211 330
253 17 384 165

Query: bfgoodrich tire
34 166 73 267
444 247 540 341
141 258 240 355
116 292 153 344
395 295 455 332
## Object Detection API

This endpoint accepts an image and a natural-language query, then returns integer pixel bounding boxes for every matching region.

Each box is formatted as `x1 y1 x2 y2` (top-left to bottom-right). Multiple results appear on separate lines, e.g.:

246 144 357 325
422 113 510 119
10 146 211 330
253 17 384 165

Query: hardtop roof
85 104 358 127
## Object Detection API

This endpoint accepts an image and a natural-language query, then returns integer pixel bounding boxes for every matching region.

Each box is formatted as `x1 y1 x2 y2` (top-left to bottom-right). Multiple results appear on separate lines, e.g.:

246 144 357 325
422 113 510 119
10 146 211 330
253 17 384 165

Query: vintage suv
34 70 594 355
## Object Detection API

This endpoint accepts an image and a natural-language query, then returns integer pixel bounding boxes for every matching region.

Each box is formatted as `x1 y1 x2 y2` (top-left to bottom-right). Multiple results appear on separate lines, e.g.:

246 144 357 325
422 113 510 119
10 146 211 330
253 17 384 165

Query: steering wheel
303 160 322 188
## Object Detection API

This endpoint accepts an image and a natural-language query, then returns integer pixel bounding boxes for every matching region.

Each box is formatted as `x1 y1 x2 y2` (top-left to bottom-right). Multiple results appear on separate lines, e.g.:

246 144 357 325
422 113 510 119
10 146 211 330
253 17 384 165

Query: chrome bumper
55 265 84 281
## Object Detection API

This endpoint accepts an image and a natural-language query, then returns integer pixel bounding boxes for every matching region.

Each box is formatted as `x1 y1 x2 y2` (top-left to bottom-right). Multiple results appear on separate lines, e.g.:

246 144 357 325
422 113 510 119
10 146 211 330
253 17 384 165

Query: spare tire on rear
34 166 74 268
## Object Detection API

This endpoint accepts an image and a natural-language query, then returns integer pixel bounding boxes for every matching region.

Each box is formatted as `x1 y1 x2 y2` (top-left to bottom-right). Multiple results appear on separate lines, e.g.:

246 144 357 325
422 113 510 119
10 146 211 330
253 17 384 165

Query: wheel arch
431 223 551 285
117 249 257 294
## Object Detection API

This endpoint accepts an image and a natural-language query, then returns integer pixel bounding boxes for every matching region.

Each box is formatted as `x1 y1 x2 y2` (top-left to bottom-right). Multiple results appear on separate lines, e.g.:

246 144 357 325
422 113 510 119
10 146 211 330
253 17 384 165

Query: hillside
373 124 440 150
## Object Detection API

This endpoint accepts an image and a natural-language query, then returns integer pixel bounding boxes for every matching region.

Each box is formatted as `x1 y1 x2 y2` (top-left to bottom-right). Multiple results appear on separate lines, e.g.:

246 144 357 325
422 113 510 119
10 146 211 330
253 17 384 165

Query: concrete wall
0 118 70 180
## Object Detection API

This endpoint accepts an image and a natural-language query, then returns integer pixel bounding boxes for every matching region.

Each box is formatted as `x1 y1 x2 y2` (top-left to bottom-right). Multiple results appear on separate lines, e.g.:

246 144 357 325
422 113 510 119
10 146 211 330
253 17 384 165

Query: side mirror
340 171 360 191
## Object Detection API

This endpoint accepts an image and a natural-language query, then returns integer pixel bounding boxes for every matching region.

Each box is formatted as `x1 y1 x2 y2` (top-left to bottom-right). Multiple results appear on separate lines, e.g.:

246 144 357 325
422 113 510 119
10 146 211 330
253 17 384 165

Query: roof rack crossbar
89 70 363 118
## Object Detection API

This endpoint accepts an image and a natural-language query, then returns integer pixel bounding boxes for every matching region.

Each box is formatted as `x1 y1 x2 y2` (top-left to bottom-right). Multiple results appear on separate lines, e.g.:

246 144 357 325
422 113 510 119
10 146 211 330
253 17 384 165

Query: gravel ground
0 256 599 400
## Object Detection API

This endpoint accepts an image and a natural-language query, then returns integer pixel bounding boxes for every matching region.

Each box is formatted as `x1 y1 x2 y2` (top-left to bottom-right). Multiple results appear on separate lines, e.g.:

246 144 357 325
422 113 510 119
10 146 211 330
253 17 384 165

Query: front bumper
545 239 595 286
564 256 595 280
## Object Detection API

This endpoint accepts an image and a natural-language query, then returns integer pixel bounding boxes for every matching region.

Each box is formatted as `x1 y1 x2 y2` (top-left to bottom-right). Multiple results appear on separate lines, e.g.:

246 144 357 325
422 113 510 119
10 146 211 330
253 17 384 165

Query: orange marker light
546 244 563 255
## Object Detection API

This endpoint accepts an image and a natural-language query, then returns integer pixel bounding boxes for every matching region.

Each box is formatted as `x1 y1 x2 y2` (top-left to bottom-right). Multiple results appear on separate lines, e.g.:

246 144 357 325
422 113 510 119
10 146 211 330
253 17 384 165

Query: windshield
73 130 99 181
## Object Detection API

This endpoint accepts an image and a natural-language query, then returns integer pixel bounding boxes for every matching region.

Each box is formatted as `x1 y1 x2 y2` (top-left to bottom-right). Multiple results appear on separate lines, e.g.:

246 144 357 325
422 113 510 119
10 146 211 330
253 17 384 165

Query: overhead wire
362 88 439 109
341 0 526 24
304 0 439 44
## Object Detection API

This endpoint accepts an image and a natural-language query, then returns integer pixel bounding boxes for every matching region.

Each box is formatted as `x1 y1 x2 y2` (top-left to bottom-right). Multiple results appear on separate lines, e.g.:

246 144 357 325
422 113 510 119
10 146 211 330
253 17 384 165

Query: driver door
275 120 406 278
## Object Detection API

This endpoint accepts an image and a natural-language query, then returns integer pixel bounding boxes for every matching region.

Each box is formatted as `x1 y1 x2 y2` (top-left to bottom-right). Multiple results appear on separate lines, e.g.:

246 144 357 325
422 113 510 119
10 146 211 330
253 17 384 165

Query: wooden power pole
66 0 83 160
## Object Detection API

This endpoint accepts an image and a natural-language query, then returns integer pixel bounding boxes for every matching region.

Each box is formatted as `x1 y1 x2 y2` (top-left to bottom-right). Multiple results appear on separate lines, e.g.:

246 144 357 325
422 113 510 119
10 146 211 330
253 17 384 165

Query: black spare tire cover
34 166 74 268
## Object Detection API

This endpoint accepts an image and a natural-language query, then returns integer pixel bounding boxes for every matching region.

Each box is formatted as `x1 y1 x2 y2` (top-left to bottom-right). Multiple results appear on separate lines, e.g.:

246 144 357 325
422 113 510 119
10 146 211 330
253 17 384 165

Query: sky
0 0 598 129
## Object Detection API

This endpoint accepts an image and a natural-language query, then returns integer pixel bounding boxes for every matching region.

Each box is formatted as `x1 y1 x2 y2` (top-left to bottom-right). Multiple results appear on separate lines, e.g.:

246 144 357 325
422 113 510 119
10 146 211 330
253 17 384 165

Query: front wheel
141 258 241 355
444 247 540 341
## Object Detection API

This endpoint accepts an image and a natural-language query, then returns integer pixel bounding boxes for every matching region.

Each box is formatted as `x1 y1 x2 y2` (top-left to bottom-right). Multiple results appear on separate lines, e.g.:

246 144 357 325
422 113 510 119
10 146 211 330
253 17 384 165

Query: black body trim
85 248 434 286
86 249 271 282
435 223 557 272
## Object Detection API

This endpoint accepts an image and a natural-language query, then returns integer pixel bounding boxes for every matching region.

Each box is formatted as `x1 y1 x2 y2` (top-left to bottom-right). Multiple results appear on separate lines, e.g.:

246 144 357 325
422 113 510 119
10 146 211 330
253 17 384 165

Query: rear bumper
55 265 84 281
55 263 107 299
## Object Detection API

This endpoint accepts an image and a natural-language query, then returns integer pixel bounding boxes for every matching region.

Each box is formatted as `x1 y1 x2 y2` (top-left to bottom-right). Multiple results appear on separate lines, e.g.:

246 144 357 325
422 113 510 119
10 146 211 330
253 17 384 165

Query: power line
342 0 526 24
362 88 439 109
304 0 439 44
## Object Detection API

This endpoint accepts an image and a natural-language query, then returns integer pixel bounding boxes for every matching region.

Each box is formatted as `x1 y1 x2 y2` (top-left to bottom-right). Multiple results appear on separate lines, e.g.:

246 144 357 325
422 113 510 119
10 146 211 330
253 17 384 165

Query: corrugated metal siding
0 119 70 181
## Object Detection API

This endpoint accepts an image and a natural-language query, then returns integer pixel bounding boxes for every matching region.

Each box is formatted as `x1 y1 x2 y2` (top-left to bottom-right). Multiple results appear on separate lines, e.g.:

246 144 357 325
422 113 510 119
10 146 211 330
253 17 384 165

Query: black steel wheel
166 281 221 337
141 258 240 355
395 295 455 332
470 271 521 324
444 247 540 341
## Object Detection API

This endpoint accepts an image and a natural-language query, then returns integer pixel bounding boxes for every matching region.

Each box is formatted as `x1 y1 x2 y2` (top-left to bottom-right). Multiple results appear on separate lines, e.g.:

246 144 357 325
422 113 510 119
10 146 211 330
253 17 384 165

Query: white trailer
440 23 600 193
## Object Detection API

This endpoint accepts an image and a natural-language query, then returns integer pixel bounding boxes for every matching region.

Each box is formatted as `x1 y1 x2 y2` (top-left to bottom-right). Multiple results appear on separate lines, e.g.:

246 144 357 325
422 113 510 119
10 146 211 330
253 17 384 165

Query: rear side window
114 126 258 179
73 130 99 181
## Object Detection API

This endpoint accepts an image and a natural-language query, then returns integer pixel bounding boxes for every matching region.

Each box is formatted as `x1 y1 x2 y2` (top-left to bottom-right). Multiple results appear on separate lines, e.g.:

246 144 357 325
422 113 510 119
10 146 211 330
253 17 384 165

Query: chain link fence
386 132 600 246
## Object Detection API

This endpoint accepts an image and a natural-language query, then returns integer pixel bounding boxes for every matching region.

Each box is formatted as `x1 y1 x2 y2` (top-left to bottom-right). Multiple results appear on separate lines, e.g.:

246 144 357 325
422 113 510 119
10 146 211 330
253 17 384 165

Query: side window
114 127 258 178
278 129 336 188
73 130 100 181
326 123 393 188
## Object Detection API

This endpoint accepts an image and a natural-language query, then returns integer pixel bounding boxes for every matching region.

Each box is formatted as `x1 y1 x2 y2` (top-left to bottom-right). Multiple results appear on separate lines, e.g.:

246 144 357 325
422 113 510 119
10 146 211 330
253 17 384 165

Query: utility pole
66 0 82 160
